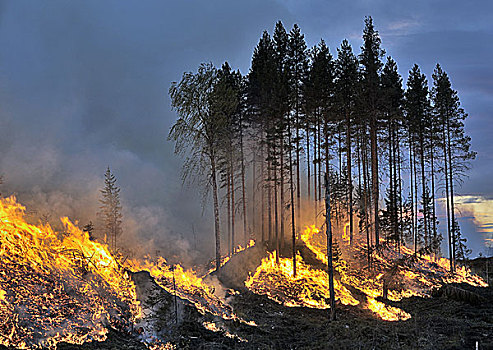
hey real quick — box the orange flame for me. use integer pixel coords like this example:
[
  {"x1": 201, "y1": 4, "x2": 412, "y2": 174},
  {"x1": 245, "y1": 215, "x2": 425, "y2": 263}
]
[{"x1": 0, "y1": 196, "x2": 141, "y2": 349}]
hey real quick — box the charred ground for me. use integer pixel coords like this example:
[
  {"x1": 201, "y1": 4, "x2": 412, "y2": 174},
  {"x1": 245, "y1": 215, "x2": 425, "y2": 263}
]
[{"x1": 24, "y1": 247, "x2": 492, "y2": 350}]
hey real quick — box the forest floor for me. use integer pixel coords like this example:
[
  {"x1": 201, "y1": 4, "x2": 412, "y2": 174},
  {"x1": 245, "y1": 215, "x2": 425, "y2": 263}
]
[
  {"x1": 52, "y1": 282, "x2": 493, "y2": 350},
  {"x1": 55, "y1": 247, "x2": 493, "y2": 350},
  {"x1": 3, "y1": 251, "x2": 491, "y2": 350}
]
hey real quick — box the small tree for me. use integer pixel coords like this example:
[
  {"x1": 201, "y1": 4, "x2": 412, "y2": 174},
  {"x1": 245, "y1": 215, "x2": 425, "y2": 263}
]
[{"x1": 99, "y1": 167, "x2": 123, "y2": 253}]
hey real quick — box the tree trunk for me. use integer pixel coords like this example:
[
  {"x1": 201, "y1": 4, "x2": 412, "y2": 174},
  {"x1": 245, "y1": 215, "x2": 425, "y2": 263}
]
[
  {"x1": 388, "y1": 120, "x2": 394, "y2": 243},
  {"x1": 346, "y1": 110, "x2": 353, "y2": 245},
  {"x1": 363, "y1": 136, "x2": 371, "y2": 268},
  {"x1": 307, "y1": 122, "x2": 311, "y2": 201},
  {"x1": 397, "y1": 130, "x2": 403, "y2": 249},
  {"x1": 231, "y1": 164, "x2": 236, "y2": 254},
  {"x1": 325, "y1": 173, "x2": 336, "y2": 321},
  {"x1": 318, "y1": 117, "x2": 322, "y2": 203},
  {"x1": 268, "y1": 144, "x2": 273, "y2": 243},
  {"x1": 409, "y1": 143, "x2": 415, "y2": 253},
  {"x1": 252, "y1": 149, "x2": 256, "y2": 239},
  {"x1": 430, "y1": 140, "x2": 438, "y2": 254},
  {"x1": 446, "y1": 118, "x2": 456, "y2": 270},
  {"x1": 289, "y1": 124, "x2": 297, "y2": 276},
  {"x1": 274, "y1": 149, "x2": 280, "y2": 265},
  {"x1": 280, "y1": 135, "x2": 285, "y2": 247},
  {"x1": 240, "y1": 128, "x2": 248, "y2": 246},
  {"x1": 210, "y1": 150, "x2": 221, "y2": 272},
  {"x1": 442, "y1": 124, "x2": 453, "y2": 271},
  {"x1": 419, "y1": 135, "x2": 429, "y2": 250},
  {"x1": 296, "y1": 112, "x2": 301, "y2": 233},
  {"x1": 413, "y1": 144, "x2": 418, "y2": 255},
  {"x1": 370, "y1": 118, "x2": 379, "y2": 247},
  {"x1": 227, "y1": 164, "x2": 231, "y2": 255}
]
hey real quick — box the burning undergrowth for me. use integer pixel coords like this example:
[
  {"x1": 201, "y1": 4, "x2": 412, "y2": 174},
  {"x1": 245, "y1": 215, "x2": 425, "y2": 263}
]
[
  {"x1": 0, "y1": 196, "x2": 253, "y2": 349},
  {"x1": 126, "y1": 257, "x2": 236, "y2": 321},
  {"x1": 243, "y1": 224, "x2": 487, "y2": 322},
  {"x1": 0, "y1": 196, "x2": 140, "y2": 349}
]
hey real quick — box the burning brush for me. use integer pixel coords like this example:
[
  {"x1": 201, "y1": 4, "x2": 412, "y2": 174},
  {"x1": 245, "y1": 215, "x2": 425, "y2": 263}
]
[{"x1": 244, "y1": 224, "x2": 487, "y2": 322}]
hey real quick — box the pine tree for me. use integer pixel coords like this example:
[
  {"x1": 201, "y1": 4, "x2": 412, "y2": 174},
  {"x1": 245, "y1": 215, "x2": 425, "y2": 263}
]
[
  {"x1": 432, "y1": 64, "x2": 476, "y2": 270},
  {"x1": 359, "y1": 16, "x2": 385, "y2": 248},
  {"x1": 405, "y1": 64, "x2": 431, "y2": 254},
  {"x1": 380, "y1": 57, "x2": 404, "y2": 247},
  {"x1": 288, "y1": 23, "x2": 308, "y2": 232},
  {"x1": 99, "y1": 167, "x2": 123, "y2": 253},
  {"x1": 334, "y1": 39, "x2": 358, "y2": 245}
]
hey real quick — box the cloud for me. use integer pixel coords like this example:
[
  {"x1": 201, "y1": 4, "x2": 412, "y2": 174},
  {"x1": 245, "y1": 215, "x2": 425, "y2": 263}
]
[{"x1": 453, "y1": 195, "x2": 493, "y2": 247}]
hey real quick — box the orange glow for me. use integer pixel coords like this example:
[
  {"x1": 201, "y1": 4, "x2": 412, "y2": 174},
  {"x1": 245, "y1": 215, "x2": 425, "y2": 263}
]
[
  {"x1": 295, "y1": 223, "x2": 488, "y2": 321},
  {"x1": 366, "y1": 297, "x2": 411, "y2": 321},
  {"x1": 127, "y1": 256, "x2": 236, "y2": 320},
  {"x1": 0, "y1": 196, "x2": 141, "y2": 349},
  {"x1": 245, "y1": 252, "x2": 359, "y2": 309}
]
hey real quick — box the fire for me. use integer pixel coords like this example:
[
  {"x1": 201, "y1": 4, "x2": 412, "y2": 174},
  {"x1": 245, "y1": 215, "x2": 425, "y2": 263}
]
[
  {"x1": 0, "y1": 196, "x2": 141, "y2": 349},
  {"x1": 295, "y1": 223, "x2": 488, "y2": 321},
  {"x1": 245, "y1": 252, "x2": 359, "y2": 309},
  {"x1": 366, "y1": 297, "x2": 411, "y2": 321},
  {"x1": 300, "y1": 225, "x2": 327, "y2": 264},
  {"x1": 342, "y1": 222, "x2": 350, "y2": 243},
  {"x1": 127, "y1": 257, "x2": 236, "y2": 320}
]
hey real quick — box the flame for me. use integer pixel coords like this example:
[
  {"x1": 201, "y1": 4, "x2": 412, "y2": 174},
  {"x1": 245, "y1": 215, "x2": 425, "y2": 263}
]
[
  {"x1": 366, "y1": 297, "x2": 411, "y2": 321},
  {"x1": 342, "y1": 222, "x2": 350, "y2": 243},
  {"x1": 0, "y1": 196, "x2": 141, "y2": 349},
  {"x1": 294, "y1": 223, "x2": 488, "y2": 321},
  {"x1": 127, "y1": 257, "x2": 236, "y2": 320},
  {"x1": 245, "y1": 252, "x2": 359, "y2": 309}
]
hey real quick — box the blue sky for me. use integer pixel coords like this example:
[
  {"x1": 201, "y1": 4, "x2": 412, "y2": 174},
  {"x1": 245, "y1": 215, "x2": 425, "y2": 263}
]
[{"x1": 0, "y1": 0, "x2": 492, "y2": 260}]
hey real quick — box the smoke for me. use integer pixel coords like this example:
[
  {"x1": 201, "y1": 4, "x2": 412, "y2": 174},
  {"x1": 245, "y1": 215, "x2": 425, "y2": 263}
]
[
  {"x1": 1, "y1": 0, "x2": 492, "y2": 264},
  {"x1": 0, "y1": 0, "x2": 290, "y2": 266}
]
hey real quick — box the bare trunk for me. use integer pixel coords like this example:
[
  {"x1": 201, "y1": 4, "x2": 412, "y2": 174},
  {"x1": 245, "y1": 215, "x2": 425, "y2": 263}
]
[
  {"x1": 318, "y1": 118, "x2": 322, "y2": 203},
  {"x1": 363, "y1": 137, "x2": 371, "y2": 268},
  {"x1": 227, "y1": 165, "x2": 231, "y2": 255},
  {"x1": 346, "y1": 111, "x2": 353, "y2": 245},
  {"x1": 430, "y1": 141, "x2": 437, "y2": 254},
  {"x1": 397, "y1": 131, "x2": 403, "y2": 248},
  {"x1": 210, "y1": 150, "x2": 221, "y2": 272},
  {"x1": 413, "y1": 145, "x2": 418, "y2": 255},
  {"x1": 280, "y1": 135, "x2": 285, "y2": 246},
  {"x1": 419, "y1": 135, "x2": 429, "y2": 249},
  {"x1": 296, "y1": 112, "x2": 301, "y2": 233},
  {"x1": 231, "y1": 166, "x2": 235, "y2": 254},
  {"x1": 370, "y1": 118, "x2": 379, "y2": 247},
  {"x1": 443, "y1": 126, "x2": 452, "y2": 271},
  {"x1": 325, "y1": 173, "x2": 336, "y2": 321},
  {"x1": 274, "y1": 151, "x2": 280, "y2": 265},
  {"x1": 307, "y1": 122, "x2": 311, "y2": 201},
  {"x1": 268, "y1": 144, "x2": 273, "y2": 243},
  {"x1": 289, "y1": 124, "x2": 297, "y2": 276},
  {"x1": 446, "y1": 119, "x2": 456, "y2": 270},
  {"x1": 240, "y1": 128, "x2": 248, "y2": 246},
  {"x1": 252, "y1": 150, "x2": 256, "y2": 239},
  {"x1": 409, "y1": 143, "x2": 415, "y2": 253}
]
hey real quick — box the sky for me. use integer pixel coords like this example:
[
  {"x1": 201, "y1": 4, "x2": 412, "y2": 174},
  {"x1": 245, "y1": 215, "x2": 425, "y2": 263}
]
[{"x1": 0, "y1": 0, "x2": 492, "y2": 261}]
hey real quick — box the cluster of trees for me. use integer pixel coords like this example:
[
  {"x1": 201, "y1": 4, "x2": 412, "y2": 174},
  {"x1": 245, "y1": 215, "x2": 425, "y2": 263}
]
[{"x1": 169, "y1": 17, "x2": 474, "y2": 273}]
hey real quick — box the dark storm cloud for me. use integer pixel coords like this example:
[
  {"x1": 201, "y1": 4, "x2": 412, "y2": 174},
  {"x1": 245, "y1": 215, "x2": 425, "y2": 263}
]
[{"x1": 0, "y1": 0, "x2": 492, "y2": 258}]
